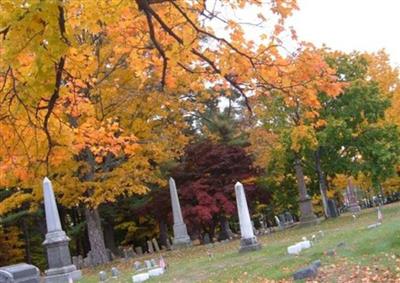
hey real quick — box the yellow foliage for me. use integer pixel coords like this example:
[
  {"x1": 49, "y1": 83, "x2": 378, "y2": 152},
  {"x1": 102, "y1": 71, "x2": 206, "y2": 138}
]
[
  {"x1": 0, "y1": 192, "x2": 32, "y2": 216},
  {"x1": 290, "y1": 125, "x2": 318, "y2": 152},
  {"x1": 247, "y1": 127, "x2": 280, "y2": 168},
  {"x1": 0, "y1": 226, "x2": 25, "y2": 265}
]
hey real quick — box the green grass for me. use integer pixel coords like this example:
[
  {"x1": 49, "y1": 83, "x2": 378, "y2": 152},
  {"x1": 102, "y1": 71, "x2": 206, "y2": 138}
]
[{"x1": 78, "y1": 202, "x2": 400, "y2": 282}]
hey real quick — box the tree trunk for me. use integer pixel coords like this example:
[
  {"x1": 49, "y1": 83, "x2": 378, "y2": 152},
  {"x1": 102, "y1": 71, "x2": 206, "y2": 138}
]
[
  {"x1": 71, "y1": 208, "x2": 83, "y2": 256},
  {"x1": 294, "y1": 156, "x2": 317, "y2": 223},
  {"x1": 158, "y1": 219, "x2": 168, "y2": 247},
  {"x1": 103, "y1": 219, "x2": 118, "y2": 256},
  {"x1": 22, "y1": 219, "x2": 32, "y2": 263},
  {"x1": 315, "y1": 148, "x2": 330, "y2": 218},
  {"x1": 208, "y1": 221, "x2": 216, "y2": 243},
  {"x1": 103, "y1": 220, "x2": 118, "y2": 255},
  {"x1": 84, "y1": 207, "x2": 109, "y2": 266}
]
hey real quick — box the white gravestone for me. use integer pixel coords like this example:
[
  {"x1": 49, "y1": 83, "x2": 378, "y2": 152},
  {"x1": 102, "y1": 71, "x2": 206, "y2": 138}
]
[{"x1": 234, "y1": 182, "x2": 261, "y2": 252}]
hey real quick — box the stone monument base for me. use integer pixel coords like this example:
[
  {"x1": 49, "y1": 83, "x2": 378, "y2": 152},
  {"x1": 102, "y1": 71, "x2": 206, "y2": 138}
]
[
  {"x1": 299, "y1": 214, "x2": 320, "y2": 227},
  {"x1": 172, "y1": 236, "x2": 192, "y2": 249},
  {"x1": 172, "y1": 222, "x2": 192, "y2": 249},
  {"x1": 239, "y1": 237, "x2": 262, "y2": 253},
  {"x1": 348, "y1": 204, "x2": 361, "y2": 213},
  {"x1": 44, "y1": 265, "x2": 82, "y2": 283}
]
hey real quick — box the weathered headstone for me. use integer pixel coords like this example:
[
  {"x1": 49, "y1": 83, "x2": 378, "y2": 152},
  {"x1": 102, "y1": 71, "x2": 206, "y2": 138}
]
[
  {"x1": 152, "y1": 238, "x2": 160, "y2": 252},
  {"x1": 147, "y1": 240, "x2": 154, "y2": 254},
  {"x1": 203, "y1": 233, "x2": 211, "y2": 245},
  {"x1": 123, "y1": 246, "x2": 135, "y2": 259},
  {"x1": 99, "y1": 271, "x2": 107, "y2": 282},
  {"x1": 169, "y1": 177, "x2": 191, "y2": 248},
  {"x1": 106, "y1": 249, "x2": 113, "y2": 261},
  {"x1": 133, "y1": 261, "x2": 142, "y2": 271},
  {"x1": 42, "y1": 177, "x2": 82, "y2": 282},
  {"x1": 144, "y1": 260, "x2": 152, "y2": 269},
  {"x1": 72, "y1": 256, "x2": 79, "y2": 269},
  {"x1": 150, "y1": 259, "x2": 157, "y2": 267},
  {"x1": 111, "y1": 267, "x2": 119, "y2": 278},
  {"x1": 274, "y1": 215, "x2": 282, "y2": 228},
  {"x1": 0, "y1": 263, "x2": 40, "y2": 283},
  {"x1": 234, "y1": 182, "x2": 261, "y2": 252},
  {"x1": 135, "y1": 246, "x2": 143, "y2": 256},
  {"x1": 123, "y1": 249, "x2": 129, "y2": 260},
  {"x1": 284, "y1": 212, "x2": 294, "y2": 223},
  {"x1": 83, "y1": 256, "x2": 92, "y2": 268}
]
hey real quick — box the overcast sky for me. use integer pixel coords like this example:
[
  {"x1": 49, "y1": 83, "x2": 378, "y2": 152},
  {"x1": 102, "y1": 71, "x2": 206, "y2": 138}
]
[{"x1": 287, "y1": 0, "x2": 400, "y2": 66}]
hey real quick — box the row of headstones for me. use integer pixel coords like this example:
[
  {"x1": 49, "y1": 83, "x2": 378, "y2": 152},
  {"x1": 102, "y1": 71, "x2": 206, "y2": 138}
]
[
  {"x1": 99, "y1": 258, "x2": 166, "y2": 282},
  {"x1": 72, "y1": 238, "x2": 170, "y2": 268},
  {"x1": 273, "y1": 200, "x2": 340, "y2": 230},
  {"x1": 122, "y1": 238, "x2": 168, "y2": 258},
  {"x1": 274, "y1": 212, "x2": 295, "y2": 229},
  {"x1": 72, "y1": 249, "x2": 115, "y2": 269}
]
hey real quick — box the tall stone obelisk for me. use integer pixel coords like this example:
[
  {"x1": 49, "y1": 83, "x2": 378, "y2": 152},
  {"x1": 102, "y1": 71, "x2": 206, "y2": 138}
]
[
  {"x1": 234, "y1": 182, "x2": 261, "y2": 252},
  {"x1": 169, "y1": 177, "x2": 191, "y2": 248},
  {"x1": 346, "y1": 178, "x2": 361, "y2": 213},
  {"x1": 42, "y1": 177, "x2": 81, "y2": 283}
]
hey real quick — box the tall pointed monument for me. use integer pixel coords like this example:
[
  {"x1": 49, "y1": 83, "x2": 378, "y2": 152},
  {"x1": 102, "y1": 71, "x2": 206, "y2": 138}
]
[
  {"x1": 169, "y1": 177, "x2": 191, "y2": 248},
  {"x1": 42, "y1": 177, "x2": 81, "y2": 282},
  {"x1": 235, "y1": 182, "x2": 261, "y2": 252}
]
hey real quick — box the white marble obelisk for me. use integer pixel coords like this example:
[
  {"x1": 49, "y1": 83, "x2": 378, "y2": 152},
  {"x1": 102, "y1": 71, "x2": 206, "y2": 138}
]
[
  {"x1": 235, "y1": 182, "x2": 261, "y2": 252},
  {"x1": 169, "y1": 177, "x2": 191, "y2": 248},
  {"x1": 42, "y1": 177, "x2": 81, "y2": 283}
]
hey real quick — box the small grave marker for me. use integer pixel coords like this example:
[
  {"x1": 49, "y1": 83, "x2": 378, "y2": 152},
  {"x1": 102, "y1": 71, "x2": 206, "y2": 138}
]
[
  {"x1": 150, "y1": 259, "x2": 157, "y2": 267},
  {"x1": 134, "y1": 261, "x2": 142, "y2": 271},
  {"x1": 144, "y1": 260, "x2": 152, "y2": 269},
  {"x1": 132, "y1": 272, "x2": 149, "y2": 283},
  {"x1": 111, "y1": 267, "x2": 119, "y2": 278},
  {"x1": 99, "y1": 271, "x2": 107, "y2": 282},
  {"x1": 148, "y1": 267, "x2": 164, "y2": 277}
]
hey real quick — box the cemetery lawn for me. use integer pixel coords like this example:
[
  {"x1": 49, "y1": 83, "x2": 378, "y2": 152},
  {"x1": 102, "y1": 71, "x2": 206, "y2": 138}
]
[{"x1": 78, "y1": 203, "x2": 400, "y2": 282}]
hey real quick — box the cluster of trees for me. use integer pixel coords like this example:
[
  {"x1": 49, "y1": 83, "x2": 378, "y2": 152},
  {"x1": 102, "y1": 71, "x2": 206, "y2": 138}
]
[{"x1": 1, "y1": 0, "x2": 399, "y2": 267}]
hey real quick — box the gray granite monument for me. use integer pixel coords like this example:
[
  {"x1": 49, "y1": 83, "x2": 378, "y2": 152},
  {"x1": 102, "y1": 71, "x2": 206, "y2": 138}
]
[
  {"x1": 0, "y1": 263, "x2": 40, "y2": 283},
  {"x1": 346, "y1": 178, "x2": 361, "y2": 212},
  {"x1": 234, "y1": 182, "x2": 261, "y2": 252},
  {"x1": 169, "y1": 177, "x2": 191, "y2": 248},
  {"x1": 42, "y1": 177, "x2": 81, "y2": 283}
]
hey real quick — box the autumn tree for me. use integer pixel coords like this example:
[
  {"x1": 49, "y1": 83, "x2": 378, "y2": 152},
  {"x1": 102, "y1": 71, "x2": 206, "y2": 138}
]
[
  {"x1": 315, "y1": 51, "x2": 400, "y2": 200},
  {"x1": 250, "y1": 48, "x2": 343, "y2": 222},
  {"x1": 173, "y1": 140, "x2": 258, "y2": 241}
]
